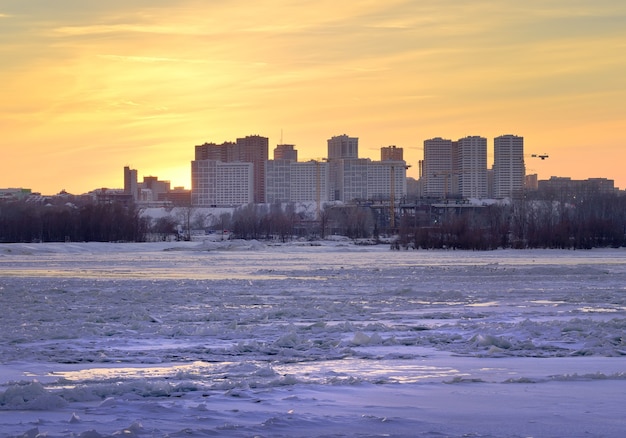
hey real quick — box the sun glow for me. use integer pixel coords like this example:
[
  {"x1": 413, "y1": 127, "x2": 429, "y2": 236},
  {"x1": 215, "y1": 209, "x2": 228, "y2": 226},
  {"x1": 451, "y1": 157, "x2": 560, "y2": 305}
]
[{"x1": 1, "y1": 1, "x2": 625, "y2": 193}]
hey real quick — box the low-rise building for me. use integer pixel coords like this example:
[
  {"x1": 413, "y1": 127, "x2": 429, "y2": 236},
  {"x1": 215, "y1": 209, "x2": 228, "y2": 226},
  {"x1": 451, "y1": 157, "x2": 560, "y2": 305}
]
[{"x1": 537, "y1": 177, "x2": 615, "y2": 198}]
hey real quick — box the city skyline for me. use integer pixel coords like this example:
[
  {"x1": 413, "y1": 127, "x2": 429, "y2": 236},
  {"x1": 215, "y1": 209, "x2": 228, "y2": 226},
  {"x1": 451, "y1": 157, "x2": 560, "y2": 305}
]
[
  {"x1": 3, "y1": 132, "x2": 622, "y2": 197},
  {"x1": 2, "y1": 1, "x2": 625, "y2": 193}
]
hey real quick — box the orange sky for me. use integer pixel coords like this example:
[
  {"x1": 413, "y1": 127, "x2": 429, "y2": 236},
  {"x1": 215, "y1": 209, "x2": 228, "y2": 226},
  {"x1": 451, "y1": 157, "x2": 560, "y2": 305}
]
[{"x1": 2, "y1": 1, "x2": 625, "y2": 194}]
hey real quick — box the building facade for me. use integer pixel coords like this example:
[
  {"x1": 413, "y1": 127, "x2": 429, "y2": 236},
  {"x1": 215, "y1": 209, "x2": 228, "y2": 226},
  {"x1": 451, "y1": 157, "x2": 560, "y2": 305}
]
[
  {"x1": 236, "y1": 135, "x2": 268, "y2": 203},
  {"x1": 124, "y1": 167, "x2": 178, "y2": 205},
  {"x1": 192, "y1": 133, "x2": 408, "y2": 206},
  {"x1": 423, "y1": 137, "x2": 456, "y2": 198},
  {"x1": 191, "y1": 160, "x2": 253, "y2": 207},
  {"x1": 366, "y1": 160, "x2": 408, "y2": 201},
  {"x1": 265, "y1": 160, "x2": 329, "y2": 204},
  {"x1": 338, "y1": 158, "x2": 369, "y2": 201},
  {"x1": 325, "y1": 158, "x2": 407, "y2": 203},
  {"x1": 194, "y1": 135, "x2": 268, "y2": 203},
  {"x1": 327, "y1": 135, "x2": 359, "y2": 200},
  {"x1": 457, "y1": 136, "x2": 488, "y2": 198},
  {"x1": 327, "y1": 134, "x2": 358, "y2": 160},
  {"x1": 494, "y1": 134, "x2": 525, "y2": 198},
  {"x1": 123, "y1": 166, "x2": 138, "y2": 201},
  {"x1": 525, "y1": 173, "x2": 538, "y2": 191},
  {"x1": 141, "y1": 176, "x2": 171, "y2": 201},
  {"x1": 381, "y1": 145, "x2": 403, "y2": 161},
  {"x1": 265, "y1": 159, "x2": 292, "y2": 203},
  {"x1": 195, "y1": 141, "x2": 237, "y2": 162},
  {"x1": 537, "y1": 177, "x2": 615, "y2": 198},
  {"x1": 273, "y1": 144, "x2": 298, "y2": 161}
]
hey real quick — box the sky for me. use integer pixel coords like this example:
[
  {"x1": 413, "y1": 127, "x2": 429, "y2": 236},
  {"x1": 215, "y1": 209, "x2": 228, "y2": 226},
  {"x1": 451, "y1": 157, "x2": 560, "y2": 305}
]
[{"x1": 1, "y1": 0, "x2": 625, "y2": 194}]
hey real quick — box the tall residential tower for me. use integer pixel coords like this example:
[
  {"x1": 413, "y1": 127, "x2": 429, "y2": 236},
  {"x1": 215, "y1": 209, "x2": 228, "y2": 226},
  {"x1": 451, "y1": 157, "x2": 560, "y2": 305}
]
[
  {"x1": 193, "y1": 135, "x2": 268, "y2": 203},
  {"x1": 327, "y1": 134, "x2": 358, "y2": 160},
  {"x1": 381, "y1": 145, "x2": 403, "y2": 161},
  {"x1": 423, "y1": 137, "x2": 456, "y2": 198},
  {"x1": 235, "y1": 135, "x2": 269, "y2": 203},
  {"x1": 494, "y1": 135, "x2": 525, "y2": 198},
  {"x1": 457, "y1": 136, "x2": 488, "y2": 198}
]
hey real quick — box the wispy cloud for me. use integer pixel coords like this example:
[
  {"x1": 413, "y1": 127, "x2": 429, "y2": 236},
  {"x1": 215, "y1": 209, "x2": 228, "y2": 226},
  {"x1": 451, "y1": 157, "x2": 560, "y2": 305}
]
[
  {"x1": 98, "y1": 54, "x2": 208, "y2": 64},
  {"x1": 53, "y1": 23, "x2": 210, "y2": 36},
  {"x1": 2, "y1": 0, "x2": 626, "y2": 192}
]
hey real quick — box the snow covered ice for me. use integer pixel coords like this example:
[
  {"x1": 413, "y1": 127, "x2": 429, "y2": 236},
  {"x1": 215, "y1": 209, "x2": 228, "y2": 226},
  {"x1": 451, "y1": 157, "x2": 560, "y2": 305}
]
[{"x1": 1, "y1": 241, "x2": 625, "y2": 437}]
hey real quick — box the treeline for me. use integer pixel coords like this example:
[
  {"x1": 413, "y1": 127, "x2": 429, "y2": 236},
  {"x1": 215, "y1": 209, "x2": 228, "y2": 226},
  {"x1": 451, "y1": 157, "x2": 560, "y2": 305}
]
[
  {"x1": 226, "y1": 203, "x2": 375, "y2": 241},
  {"x1": 230, "y1": 203, "x2": 302, "y2": 242},
  {"x1": 395, "y1": 192, "x2": 626, "y2": 250},
  {"x1": 2, "y1": 191, "x2": 625, "y2": 249},
  {"x1": 0, "y1": 201, "x2": 147, "y2": 243}
]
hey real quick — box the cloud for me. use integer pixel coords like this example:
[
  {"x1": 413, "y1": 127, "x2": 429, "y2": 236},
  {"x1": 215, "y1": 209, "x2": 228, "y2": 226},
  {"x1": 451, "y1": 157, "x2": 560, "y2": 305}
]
[
  {"x1": 98, "y1": 54, "x2": 207, "y2": 64},
  {"x1": 52, "y1": 22, "x2": 215, "y2": 37},
  {"x1": 2, "y1": 0, "x2": 626, "y2": 193}
]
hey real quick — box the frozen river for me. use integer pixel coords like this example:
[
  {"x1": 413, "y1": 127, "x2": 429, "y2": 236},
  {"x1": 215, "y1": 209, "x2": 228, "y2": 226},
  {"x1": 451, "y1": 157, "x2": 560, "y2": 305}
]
[{"x1": 1, "y1": 241, "x2": 625, "y2": 437}]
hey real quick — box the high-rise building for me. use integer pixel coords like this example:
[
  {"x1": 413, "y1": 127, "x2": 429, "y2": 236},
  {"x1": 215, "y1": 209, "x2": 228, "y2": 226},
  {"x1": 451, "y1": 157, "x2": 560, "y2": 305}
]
[
  {"x1": 123, "y1": 166, "x2": 138, "y2": 201},
  {"x1": 290, "y1": 161, "x2": 329, "y2": 204},
  {"x1": 367, "y1": 160, "x2": 408, "y2": 201},
  {"x1": 381, "y1": 145, "x2": 403, "y2": 161},
  {"x1": 194, "y1": 135, "x2": 268, "y2": 203},
  {"x1": 327, "y1": 135, "x2": 359, "y2": 200},
  {"x1": 494, "y1": 135, "x2": 525, "y2": 198},
  {"x1": 193, "y1": 133, "x2": 408, "y2": 205},
  {"x1": 236, "y1": 135, "x2": 268, "y2": 203},
  {"x1": 327, "y1": 135, "x2": 358, "y2": 160},
  {"x1": 265, "y1": 159, "x2": 292, "y2": 203},
  {"x1": 423, "y1": 137, "x2": 456, "y2": 197},
  {"x1": 457, "y1": 136, "x2": 488, "y2": 198},
  {"x1": 338, "y1": 158, "x2": 370, "y2": 201},
  {"x1": 191, "y1": 160, "x2": 253, "y2": 207},
  {"x1": 265, "y1": 160, "x2": 329, "y2": 204},
  {"x1": 195, "y1": 142, "x2": 237, "y2": 162},
  {"x1": 322, "y1": 158, "x2": 407, "y2": 203},
  {"x1": 487, "y1": 168, "x2": 495, "y2": 198},
  {"x1": 274, "y1": 144, "x2": 298, "y2": 161}
]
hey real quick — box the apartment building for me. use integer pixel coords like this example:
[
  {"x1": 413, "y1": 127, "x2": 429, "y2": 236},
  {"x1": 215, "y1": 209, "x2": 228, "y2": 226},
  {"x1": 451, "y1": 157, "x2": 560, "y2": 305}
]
[
  {"x1": 236, "y1": 135, "x2": 268, "y2": 203},
  {"x1": 327, "y1": 134, "x2": 358, "y2": 160},
  {"x1": 265, "y1": 160, "x2": 329, "y2": 203},
  {"x1": 194, "y1": 135, "x2": 268, "y2": 203},
  {"x1": 494, "y1": 134, "x2": 525, "y2": 198},
  {"x1": 193, "y1": 133, "x2": 407, "y2": 206},
  {"x1": 457, "y1": 136, "x2": 488, "y2": 198},
  {"x1": 423, "y1": 137, "x2": 457, "y2": 197},
  {"x1": 367, "y1": 160, "x2": 408, "y2": 201},
  {"x1": 191, "y1": 160, "x2": 253, "y2": 207},
  {"x1": 381, "y1": 145, "x2": 403, "y2": 161},
  {"x1": 538, "y1": 177, "x2": 615, "y2": 198},
  {"x1": 326, "y1": 158, "x2": 407, "y2": 202},
  {"x1": 273, "y1": 144, "x2": 298, "y2": 161}
]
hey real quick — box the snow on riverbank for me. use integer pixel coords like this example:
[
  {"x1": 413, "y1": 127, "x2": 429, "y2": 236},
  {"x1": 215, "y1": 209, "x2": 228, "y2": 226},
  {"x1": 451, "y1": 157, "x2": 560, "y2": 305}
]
[{"x1": 1, "y1": 243, "x2": 625, "y2": 436}]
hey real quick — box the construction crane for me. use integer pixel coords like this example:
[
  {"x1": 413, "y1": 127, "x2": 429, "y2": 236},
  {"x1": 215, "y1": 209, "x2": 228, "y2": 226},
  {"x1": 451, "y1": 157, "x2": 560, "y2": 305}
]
[
  {"x1": 531, "y1": 154, "x2": 549, "y2": 160},
  {"x1": 432, "y1": 171, "x2": 458, "y2": 200}
]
